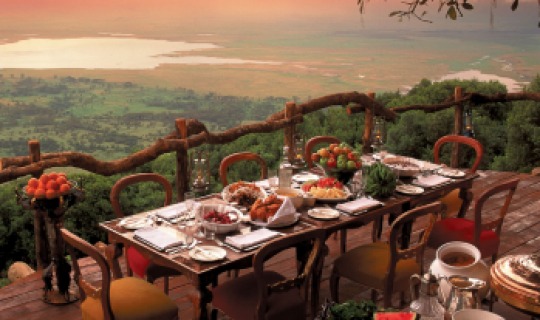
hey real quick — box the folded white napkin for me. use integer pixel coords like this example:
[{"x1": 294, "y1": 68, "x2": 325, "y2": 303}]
[
  {"x1": 154, "y1": 202, "x2": 189, "y2": 220},
  {"x1": 336, "y1": 197, "x2": 383, "y2": 215},
  {"x1": 267, "y1": 197, "x2": 298, "y2": 227},
  {"x1": 225, "y1": 228, "x2": 281, "y2": 249},
  {"x1": 413, "y1": 174, "x2": 451, "y2": 188},
  {"x1": 133, "y1": 226, "x2": 185, "y2": 251}
]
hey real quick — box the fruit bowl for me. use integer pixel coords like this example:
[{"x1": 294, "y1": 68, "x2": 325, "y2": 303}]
[
  {"x1": 200, "y1": 204, "x2": 242, "y2": 234},
  {"x1": 326, "y1": 168, "x2": 356, "y2": 184}
]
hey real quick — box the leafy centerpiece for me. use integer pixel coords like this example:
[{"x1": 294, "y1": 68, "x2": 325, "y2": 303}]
[
  {"x1": 364, "y1": 162, "x2": 396, "y2": 198},
  {"x1": 310, "y1": 143, "x2": 361, "y2": 184}
]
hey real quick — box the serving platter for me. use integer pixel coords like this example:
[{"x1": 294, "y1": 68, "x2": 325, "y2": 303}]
[
  {"x1": 221, "y1": 181, "x2": 266, "y2": 205},
  {"x1": 307, "y1": 186, "x2": 352, "y2": 203}
]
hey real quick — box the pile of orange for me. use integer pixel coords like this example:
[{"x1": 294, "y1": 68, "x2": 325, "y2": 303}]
[{"x1": 26, "y1": 172, "x2": 72, "y2": 199}]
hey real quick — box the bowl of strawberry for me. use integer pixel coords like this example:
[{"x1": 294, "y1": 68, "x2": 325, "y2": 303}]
[{"x1": 201, "y1": 204, "x2": 242, "y2": 234}]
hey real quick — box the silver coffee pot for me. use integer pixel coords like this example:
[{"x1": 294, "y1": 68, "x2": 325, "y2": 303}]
[{"x1": 410, "y1": 272, "x2": 446, "y2": 320}]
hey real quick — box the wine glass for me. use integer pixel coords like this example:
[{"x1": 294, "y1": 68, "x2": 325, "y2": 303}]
[{"x1": 184, "y1": 220, "x2": 197, "y2": 246}]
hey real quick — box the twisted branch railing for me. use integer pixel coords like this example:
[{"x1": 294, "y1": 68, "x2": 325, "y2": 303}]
[{"x1": 1, "y1": 90, "x2": 539, "y2": 199}]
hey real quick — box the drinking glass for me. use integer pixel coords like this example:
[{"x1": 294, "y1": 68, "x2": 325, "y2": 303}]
[
  {"x1": 268, "y1": 169, "x2": 279, "y2": 192},
  {"x1": 177, "y1": 192, "x2": 195, "y2": 230},
  {"x1": 184, "y1": 221, "x2": 197, "y2": 245}
]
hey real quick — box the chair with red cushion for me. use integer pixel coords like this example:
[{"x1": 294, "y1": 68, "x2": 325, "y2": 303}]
[
  {"x1": 211, "y1": 228, "x2": 325, "y2": 320},
  {"x1": 61, "y1": 228, "x2": 178, "y2": 320},
  {"x1": 110, "y1": 173, "x2": 181, "y2": 293},
  {"x1": 433, "y1": 134, "x2": 484, "y2": 218},
  {"x1": 428, "y1": 178, "x2": 519, "y2": 262},
  {"x1": 219, "y1": 152, "x2": 268, "y2": 187}
]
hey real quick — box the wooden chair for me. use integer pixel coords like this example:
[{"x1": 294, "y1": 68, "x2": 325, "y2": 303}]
[
  {"x1": 433, "y1": 134, "x2": 484, "y2": 218},
  {"x1": 304, "y1": 135, "x2": 340, "y2": 169},
  {"x1": 428, "y1": 178, "x2": 519, "y2": 262},
  {"x1": 110, "y1": 173, "x2": 181, "y2": 293},
  {"x1": 211, "y1": 228, "x2": 325, "y2": 320},
  {"x1": 61, "y1": 228, "x2": 178, "y2": 320},
  {"x1": 219, "y1": 152, "x2": 268, "y2": 187},
  {"x1": 330, "y1": 202, "x2": 442, "y2": 308}
]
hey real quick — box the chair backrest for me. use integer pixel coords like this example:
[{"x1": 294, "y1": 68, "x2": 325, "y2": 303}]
[
  {"x1": 61, "y1": 228, "x2": 115, "y2": 320},
  {"x1": 252, "y1": 228, "x2": 325, "y2": 319},
  {"x1": 219, "y1": 152, "x2": 268, "y2": 187},
  {"x1": 388, "y1": 202, "x2": 442, "y2": 269},
  {"x1": 473, "y1": 178, "x2": 520, "y2": 243},
  {"x1": 304, "y1": 136, "x2": 341, "y2": 168},
  {"x1": 433, "y1": 135, "x2": 484, "y2": 173},
  {"x1": 110, "y1": 173, "x2": 173, "y2": 218}
]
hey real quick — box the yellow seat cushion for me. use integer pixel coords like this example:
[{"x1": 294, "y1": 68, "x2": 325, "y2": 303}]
[
  {"x1": 440, "y1": 188, "x2": 462, "y2": 218},
  {"x1": 333, "y1": 242, "x2": 420, "y2": 291},
  {"x1": 81, "y1": 277, "x2": 178, "y2": 320}
]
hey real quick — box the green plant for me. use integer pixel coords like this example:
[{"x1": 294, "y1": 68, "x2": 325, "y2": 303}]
[
  {"x1": 328, "y1": 300, "x2": 378, "y2": 320},
  {"x1": 364, "y1": 162, "x2": 396, "y2": 198}
]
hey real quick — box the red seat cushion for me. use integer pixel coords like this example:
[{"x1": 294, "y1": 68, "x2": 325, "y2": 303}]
[
  {"x1": 212, "y1": 271, "x2": 305, "y2": 320},
  {"x1": 428, "y1": 218, "x2": 500, "y2": 258},
  {"x1": 126, "y1": 246, "x2": 151, "y2": 278}
]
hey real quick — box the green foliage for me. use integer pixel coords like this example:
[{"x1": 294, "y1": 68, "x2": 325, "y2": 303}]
[{"x1": 328, "y1": 299, "x2": 378, "y2": 320}]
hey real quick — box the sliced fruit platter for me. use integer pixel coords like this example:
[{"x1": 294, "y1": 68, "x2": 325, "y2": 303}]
[{"x1": 301, "y1": 176, "x2": 351, "y2": 202}]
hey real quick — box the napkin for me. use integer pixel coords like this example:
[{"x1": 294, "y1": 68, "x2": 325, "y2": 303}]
[
  {"x1": 336, "y1": 197, "x2": 383, "y2": 215},
  {"x1": 413, "y1": 174, "x2": 451, "y2": 188},
  {"x1": 225, "y1": 228, "x2": 281, "y2": 250},
  {"x1": 267, "y1": 197, "x2": 299, "y2": 227},
  {"x1": 133, "y1": 226, "x2": 185, "y2": 251},
  {"x1": 154, "y1": 202, "x2": 188, "y2": 220}
]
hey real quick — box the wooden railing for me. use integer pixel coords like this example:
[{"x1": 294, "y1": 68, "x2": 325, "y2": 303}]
[{"x1": 1, "y1": 89, "x2": 539, "y2": 200}]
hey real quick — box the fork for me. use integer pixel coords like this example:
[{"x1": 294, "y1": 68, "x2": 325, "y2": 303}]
[{"x1": 215, "y1": 239, "x2": 240, "y2": 253}]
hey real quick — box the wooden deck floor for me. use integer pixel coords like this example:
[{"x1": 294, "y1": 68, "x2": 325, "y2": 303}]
[{"x1": 1, "y1": 170, "x2": 539, "y2": 320}]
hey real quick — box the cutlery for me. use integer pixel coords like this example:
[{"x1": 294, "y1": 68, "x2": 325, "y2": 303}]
[
  {"x1": 215, "y1": 239, "x2": 241, "y2": 253},
  {"x1": 166, "y1": 239, "x2": 198, "y2": 254}
]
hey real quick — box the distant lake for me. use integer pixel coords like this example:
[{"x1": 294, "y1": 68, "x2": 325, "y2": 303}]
[{"x1": 0, "y1": 37, "x2": 280, "y2": 69}]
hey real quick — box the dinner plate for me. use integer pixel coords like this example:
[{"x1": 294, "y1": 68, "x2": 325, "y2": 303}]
[
  {"x1": 250, "y1": 213, "x2": 300, "y2": 228},
  {"x1": 307, "y1": 208, "x2": 340, "y2": 220},
  {"x1": 395, "y1": 184, "x2": 424, "y2": 195},
  {"x1": 437, "y1": 168, "x2": 466, "y2": 178},
  {"x1": 118, "y1": 216, "x2": 153, "y2": 230},
  {"x1": 292, "y1": 172, "x2": 320, "y2": 183},
  {"x1": 189, "y1": 246, "x2": 226, "y2": 262}
]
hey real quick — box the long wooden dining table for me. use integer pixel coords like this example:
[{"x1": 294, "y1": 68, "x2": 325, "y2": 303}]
[{"x1": 99, "y1": 171, "x2": 477, "y2": 320}]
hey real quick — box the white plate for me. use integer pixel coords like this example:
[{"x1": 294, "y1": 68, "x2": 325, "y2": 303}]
[
  {"x1": 250, "y1": 213, "x2": 300, "y2": 228},
  {"x1": 189, "y1": 246, "x2": 226, "y2": 262},
  {"x1": 395, "y1": 184, "x2": 424, "y2": 195},
  {"x1": 307, "y1": 208, "x2": 340, "y2": 220},
  {"x1": 221, "y1": 182, "x2": 266, "y2": 203},
  {"x1": 118, "y1": 217, "x2": 153, "y2": 230},
  {"x1": 437, "y1": 168, "x2": 466, "y2": 178},
  {"x1": 292, "y1": 172, "x2": 320, "y2": 183},
  {"x1": 309, "y1": 186, "x2": 352, "y2": 203}
]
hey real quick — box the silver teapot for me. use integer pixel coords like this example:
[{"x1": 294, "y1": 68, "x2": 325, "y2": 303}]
[{"x1": 409, "y1": 272, "x2": 446, "y2": 320}]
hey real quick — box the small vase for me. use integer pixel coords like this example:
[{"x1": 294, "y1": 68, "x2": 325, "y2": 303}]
[{"x1": 429, "y1": 241, "x2": 490, "y2": 299}]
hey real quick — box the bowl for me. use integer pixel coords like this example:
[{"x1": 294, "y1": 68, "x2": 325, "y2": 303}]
[
  {"x1": 275, "y1": 187, "x2": 304, "y2": 209},
  {"x1": 200, "y1": 204, "x2": 242, "y2": 234},
  {"x1": 452, "y1": 309, "x2": 503, "y2": 320}
]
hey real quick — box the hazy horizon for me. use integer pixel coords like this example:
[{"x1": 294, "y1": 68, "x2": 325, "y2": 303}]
[{"x1": 1, "y1": 0, "x2": 539, "y2": 98}]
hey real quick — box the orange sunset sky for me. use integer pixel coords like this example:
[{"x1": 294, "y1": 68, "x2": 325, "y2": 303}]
[{"x1": 2, "y1": 0, "x2": 537, "y2": 39}]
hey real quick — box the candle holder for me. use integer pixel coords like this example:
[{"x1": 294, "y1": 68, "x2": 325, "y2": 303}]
[
  {"x1": 462, "y1": 106, "x2": 475, "y2": 138},
  {"x1": 292, "y1": 134, "x2": 306, "y2": 170},
  {"x1": 371, "y1": 116, "x2": 386, "y2": 154},
  {"x1": 189, "y1": 149, "x2": 211, "y2": 195}
]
